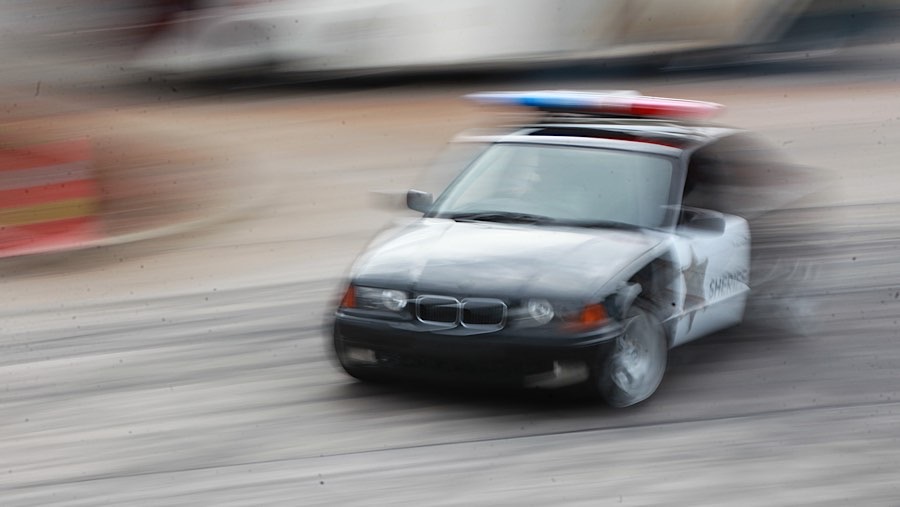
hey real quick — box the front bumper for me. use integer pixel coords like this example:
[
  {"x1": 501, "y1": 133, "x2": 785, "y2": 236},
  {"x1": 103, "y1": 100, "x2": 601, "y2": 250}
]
[{"x1": 333, "y1": 312, "x2": 622, "y2": 389}]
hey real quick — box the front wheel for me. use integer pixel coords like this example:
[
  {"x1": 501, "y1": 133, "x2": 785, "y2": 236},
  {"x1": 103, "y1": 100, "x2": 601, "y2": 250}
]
[{"x1": 596, "y1": 305, "x2": 668, "y2": 408}]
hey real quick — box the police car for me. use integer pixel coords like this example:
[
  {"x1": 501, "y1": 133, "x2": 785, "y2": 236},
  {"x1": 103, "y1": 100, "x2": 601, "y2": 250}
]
[{"x1": 331, "y1": 90, "x2": 784, "y2": 407}]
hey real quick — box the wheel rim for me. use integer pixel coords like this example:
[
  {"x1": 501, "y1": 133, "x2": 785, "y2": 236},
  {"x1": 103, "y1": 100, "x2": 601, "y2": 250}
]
[{"x1": 609, "y1": 313, "x2": 660, "y2": 398}]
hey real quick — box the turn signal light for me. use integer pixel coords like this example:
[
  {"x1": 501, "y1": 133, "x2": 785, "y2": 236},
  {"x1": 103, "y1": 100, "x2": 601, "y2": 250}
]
[
  {"x1": 562, "y1": 303, "x2": 610, "y2": 331},
  {"x1": 339, "y1": 285, "x2": 356, "y2": 309},
  {"x1": 579, "y1": 304, "x2": 609, "y2": 327}
]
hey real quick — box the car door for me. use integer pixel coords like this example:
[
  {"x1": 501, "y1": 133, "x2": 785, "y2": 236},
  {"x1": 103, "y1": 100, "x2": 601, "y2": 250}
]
[{"x1": 669, "y1": 208, "x2": 751, "y2": 346}]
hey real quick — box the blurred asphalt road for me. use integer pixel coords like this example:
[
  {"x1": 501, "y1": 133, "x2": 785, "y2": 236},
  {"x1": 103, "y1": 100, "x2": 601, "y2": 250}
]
[{"x1": 4, "y1": 48, "x2": 900, "y2": 505}]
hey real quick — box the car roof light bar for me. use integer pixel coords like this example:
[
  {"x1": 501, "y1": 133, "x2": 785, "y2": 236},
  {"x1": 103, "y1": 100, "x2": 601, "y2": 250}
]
[{"x1": 466, "y1": 90, "x2": 724, "y2": 120}]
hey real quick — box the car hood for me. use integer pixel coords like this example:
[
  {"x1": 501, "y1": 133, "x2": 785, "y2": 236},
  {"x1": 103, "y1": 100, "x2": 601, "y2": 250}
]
[{"x1": 351, "y1": 219, "x2": 666, "y2": 300}]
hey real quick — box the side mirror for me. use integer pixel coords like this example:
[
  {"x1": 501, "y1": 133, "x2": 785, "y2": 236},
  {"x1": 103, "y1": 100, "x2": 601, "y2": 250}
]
[
  {"x1": 687, "y1": 215, "x2": 726, "y2": 233},
  {"x1": 406, "y1": 189, "x2": 433, "y2": 213},
  {"x1": 678, "y1": 207, "x2": 726, "y2": 234}
]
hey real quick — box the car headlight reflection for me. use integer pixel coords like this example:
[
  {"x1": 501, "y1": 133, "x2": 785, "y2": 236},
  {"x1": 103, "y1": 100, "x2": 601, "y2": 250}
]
[{"x1": 354, "y1": 286, "x2": 409, "y2": 312}]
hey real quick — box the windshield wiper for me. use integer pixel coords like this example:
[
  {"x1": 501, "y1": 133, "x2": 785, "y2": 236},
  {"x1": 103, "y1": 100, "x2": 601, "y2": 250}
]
[
  {"x1": 559, "y1": 219, "x2": 641, "y2": 230},
  {"x1": 446, "y1": 211, "x2": 558, "y2": 225}
]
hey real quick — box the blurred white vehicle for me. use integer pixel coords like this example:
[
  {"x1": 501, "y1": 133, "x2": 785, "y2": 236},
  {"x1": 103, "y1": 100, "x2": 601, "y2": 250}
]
[{"x1": 134, "y1": 0, "x2": 900, "y2": 76}]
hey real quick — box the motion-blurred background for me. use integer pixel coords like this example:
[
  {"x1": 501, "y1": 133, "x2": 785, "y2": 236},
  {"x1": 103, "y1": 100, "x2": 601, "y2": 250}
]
[{"x1": 3, "y1": 2, "x2": 900, "y2": 505}]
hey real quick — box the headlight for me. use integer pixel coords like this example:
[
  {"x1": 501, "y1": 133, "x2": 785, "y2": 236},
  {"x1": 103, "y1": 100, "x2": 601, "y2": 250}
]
[
  {"x1": 526, "y1": 299, "x2": 555, "y2": 324},
  {"x1": 512, "y1": 298, "x2": 610, "y2": 330},
  {"x1": 353, "y1": 286, "x2": 409, "y2": 312}
]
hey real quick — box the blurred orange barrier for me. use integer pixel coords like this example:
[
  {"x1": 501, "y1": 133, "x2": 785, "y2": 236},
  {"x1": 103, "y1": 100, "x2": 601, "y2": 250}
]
[{"x1": 0, "y1": 139, "x2": 102, "y2": 257}]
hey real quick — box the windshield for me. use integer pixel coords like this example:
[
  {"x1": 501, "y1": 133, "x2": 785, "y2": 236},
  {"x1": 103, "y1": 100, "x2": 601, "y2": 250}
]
[{"x1": 429, "y1": 143, "x2": 677, "y2": 228}]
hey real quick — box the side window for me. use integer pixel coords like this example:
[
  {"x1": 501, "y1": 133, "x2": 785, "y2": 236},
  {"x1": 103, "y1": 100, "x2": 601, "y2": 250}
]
[
  {"x1": 683, "y1": 133, "x2": 778, "y2": 215},
  {"x1": 683, "y1": 145, "x2": 724, "y2": 211}
]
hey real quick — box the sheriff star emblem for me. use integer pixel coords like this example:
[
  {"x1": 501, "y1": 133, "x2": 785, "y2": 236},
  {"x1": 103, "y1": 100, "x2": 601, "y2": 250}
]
[{"x1": 682, "y1": 250, "x2": 708, "y2": 331}]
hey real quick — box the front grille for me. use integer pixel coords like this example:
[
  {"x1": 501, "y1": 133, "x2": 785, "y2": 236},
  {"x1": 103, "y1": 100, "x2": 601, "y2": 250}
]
[
  {"x1": 415, "y1": 295, "x2": 507, "y2": 330},
  {"x1": 416, "y1": 295, "x2": 459, "y2": 324},
  {"x1": 461, "y1": 299, "x2": 506, "y2": 327}
]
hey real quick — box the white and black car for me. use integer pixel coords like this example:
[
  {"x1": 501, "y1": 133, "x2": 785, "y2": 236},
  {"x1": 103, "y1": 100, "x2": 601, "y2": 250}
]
[{"x1": 332, "y1": 90, "x2": 802, "y2": 407}]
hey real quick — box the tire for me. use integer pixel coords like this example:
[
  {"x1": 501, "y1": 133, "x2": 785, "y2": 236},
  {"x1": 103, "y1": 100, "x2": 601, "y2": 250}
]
[{"x1": 596, "y1": 304, "x2": 668, "y2": 408}]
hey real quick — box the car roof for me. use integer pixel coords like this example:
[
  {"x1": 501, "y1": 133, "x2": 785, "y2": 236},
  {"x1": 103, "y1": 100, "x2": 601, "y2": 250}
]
[{"x1": 453, "y1": 118, "x2": 742, "y2": 155}]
